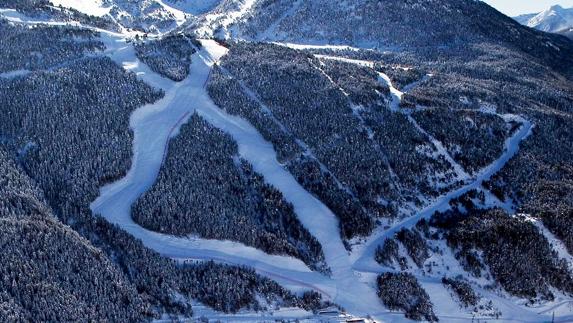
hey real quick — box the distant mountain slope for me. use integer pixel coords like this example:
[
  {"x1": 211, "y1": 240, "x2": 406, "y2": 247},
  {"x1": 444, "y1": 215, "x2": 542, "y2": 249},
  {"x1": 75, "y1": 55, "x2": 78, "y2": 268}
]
[
  {"x1": 559, "y1": 27, "x2": 573, "y2": 39},
  {"x1": 9, "y1": 0, "x2": 212, "y2": 32},
  {"x1": 514, "y1": 5, "x2": 573, "y2": 33},
  {"x1": 514, "y1": 13, "x2": 536, "y2": 25},
  {"x1": 226, "y1": 0, "x2": 573, "y2": 72}
]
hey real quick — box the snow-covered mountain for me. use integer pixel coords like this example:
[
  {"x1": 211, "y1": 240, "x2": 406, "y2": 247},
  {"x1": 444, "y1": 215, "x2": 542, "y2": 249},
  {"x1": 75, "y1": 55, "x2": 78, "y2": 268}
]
[
  {"x1": 214, "y1": 0, "x2": 573, "y2": 71},
  {"x1": 515, "y1": 5, "x2": 573, "y2": 35},
  {"x1": 1, "y1": 0, "x2": 573, "y2": 322},
  {"x1": 48, "y1": 0, "x2": 227, "y2": 32}
]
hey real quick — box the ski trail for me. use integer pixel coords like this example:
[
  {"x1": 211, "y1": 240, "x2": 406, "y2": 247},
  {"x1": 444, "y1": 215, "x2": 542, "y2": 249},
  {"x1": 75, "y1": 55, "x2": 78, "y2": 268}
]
[
  {"x1": 2, "y1": 13, "x2": 381, "y2": 317},
  {"x1": 527, "y1": 216, "x2": 573, "y2": 271},
  {"x1": 219, "y1": 64, "x2": 362, "y2": 203},
  {"x1": 0, "y1": 12, "x2": 352, "y2": 314},
  {"x1": 310, "y1": 58, "x2": 403, "y2": 205},
  {"x1": 378, "y1": 70, "x2": 471, "y2": 182},
  {"x1": 91, "y1": 37, "x2": 322, "y2": 278},
  {"x1": 3, "y1": 10, "x2": 557, "y2": 322},
  {"x1": 188, "y1": 41, "x2": 384, "y2": 317},
  {"x1": 90, "y1": 35, "x2": 383, "y2": 317},
  {"x1": 316, "y1": 54, "x2": 470, "y2": 183},
  {"x1": 0, "y1": 69, "x2": 31, "y2": 79},
  {"x1": 354, "y1": 116, "x2": 532, "y2": 273},
  {"x1": 406, "y1": 114, "x2": 471, "y2": 181}
]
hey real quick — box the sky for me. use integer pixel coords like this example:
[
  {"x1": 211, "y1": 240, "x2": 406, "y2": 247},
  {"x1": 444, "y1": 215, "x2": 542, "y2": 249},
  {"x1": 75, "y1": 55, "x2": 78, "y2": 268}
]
[{"x1": 483, "y1": 0, "x2": 573, "y2": 16}]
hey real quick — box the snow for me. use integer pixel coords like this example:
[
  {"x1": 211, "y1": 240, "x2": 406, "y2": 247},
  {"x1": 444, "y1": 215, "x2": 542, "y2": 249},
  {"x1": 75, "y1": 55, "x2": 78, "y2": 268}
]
[
  {"x1": 222, "y1": 63, "x2": 360, "y2": 202},
  {"x1": 154, "y1": 0, "x2": 189, "y2": 26},
  {"x1": 49, "y1": 0, "x2": 191, "y2": 31},
  {"x1": 280, "y1": 43, "x2": 363, "y2": 52},
  {"x1": 91, "y1": 36, "x2": 318, "y2": 276},
  {"x1": 257, "y1": 0, "x2": 303, "y2": 41},
  {"x1": 0, "y1": 12, "x2": 342, "y2": 314},
  {"x1": 163, "y1": 0, "x2": 222, "y2": 15},
  {"x1": 315, "y1": 54, "x2": 471, "y2": 188},
  {"x1": 353, "y1": 114, "x2": 532, "y2": 274},
  {"x1": 524, "y1": 5, "x2": 573, "y2": 33},
  {"x1": 5, "y1": 10, "x2": 570, "y2": 322},
  {"x1": 0, "y1": 69, "x2": 30, "y2": 79},
  {"x1": 527, "y1": 216, "x2": 573, "y2": 271},
  {"x1": 315, "y1": 54, "x2": 374, "y2": 68},
  {"x1": 377, "y1": 72, "x2": 403, "y2": 111},
  {"x1": 196, "y1": 0, "x2": 257, "y2": 38},
  {"x1": 50, "y1": 0, "x2": 112, "y2": 17},
  {"x1": 177, "y1": 41, "x2": 384, "y2": 317},
  {"x1": 91, "y1": 33, "x2": 383, "y2": 318},
  {"x1": 179, "y1": 302, "x2": 316, "y2": 322},
  {"x1": 407, "y1": 114, "x2": 470, "y2": 181},
  {"x1": 344, "y1": 59, "x2": 536, "y2": 281},
  {"x1": 0, "y1": 8, "x2": 55, "y2": 23}
]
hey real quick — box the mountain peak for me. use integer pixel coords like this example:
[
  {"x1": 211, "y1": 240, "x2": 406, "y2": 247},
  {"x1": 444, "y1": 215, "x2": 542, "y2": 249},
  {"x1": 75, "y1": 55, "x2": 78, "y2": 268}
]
[
  {"x1": 519, "y1": 4, "x2": 573, "y2": 33},
  {"x1": 548, "y1": 4, "x2": 565, "y2": 12}
]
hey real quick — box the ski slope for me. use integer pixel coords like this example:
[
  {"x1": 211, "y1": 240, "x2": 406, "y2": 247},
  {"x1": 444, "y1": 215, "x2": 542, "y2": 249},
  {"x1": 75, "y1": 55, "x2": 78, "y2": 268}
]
[
  {"x1": 92, "y1": 33, "x2": 552, "y2": 322},
  {"x1": 195, "y1": 0, "x2": 257, "y2": 38},
  {"x1": 2, "y1": 9, "x2": 569, "y2": 321},
  {"x1": 0, "y1": 69, "x2": 30, "y2": 79},
  {"x1": 91, "y1": 36, "x2": 323, "y2": 275},
  {"x1": 90, "y1": 31, "x2": 383, "y2": 317},
  {"x1": 50, "y1": 0, "x2": 112, "y2": 17},
  {"x1": 353, "y1": 113, "x2": 533, "y2": 274},
  {"x1": 528, "y1": 216, "x2": 573, "y2": 271},
  {"x1": 0, "y1": 9, "x2": 350, "y2": 316}
]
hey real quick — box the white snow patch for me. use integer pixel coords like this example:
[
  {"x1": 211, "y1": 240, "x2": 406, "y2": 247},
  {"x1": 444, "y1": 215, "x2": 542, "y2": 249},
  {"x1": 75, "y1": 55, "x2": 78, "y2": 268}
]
[
  {"x1": 163, "y1": 0, "x2": 222, "y2": 15},
  {"x1": 50, "y1": 0, "x2": 112, "y2": 17},
  {"x1": 0, "y1": 69, "x2": 30, "y2": 79},
  {"x1": 315, "y1": 54, "x2": 374, "y2": 68},
  {"x1": 154, "y1": 0, "x2": 189, "y2": 26},
  {"x1": 196, "y1": 0, "x2": 257, "y2": 38}
]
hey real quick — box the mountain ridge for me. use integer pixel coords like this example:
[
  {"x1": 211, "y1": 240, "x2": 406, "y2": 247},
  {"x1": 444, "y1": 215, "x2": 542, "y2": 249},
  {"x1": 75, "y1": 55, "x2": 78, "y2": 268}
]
[{"x1": 514, "y1": 4, "x2": 573, "y2": 39}]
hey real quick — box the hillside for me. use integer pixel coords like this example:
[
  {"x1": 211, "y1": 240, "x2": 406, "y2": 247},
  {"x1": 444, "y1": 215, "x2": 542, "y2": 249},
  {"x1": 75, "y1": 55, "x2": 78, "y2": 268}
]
[
  {"x1": 226, "y1": 0, "x2": 573, "y2": 71},
  {"x1": 1, "y1": 0, "x2": 573, "y2": 321}
]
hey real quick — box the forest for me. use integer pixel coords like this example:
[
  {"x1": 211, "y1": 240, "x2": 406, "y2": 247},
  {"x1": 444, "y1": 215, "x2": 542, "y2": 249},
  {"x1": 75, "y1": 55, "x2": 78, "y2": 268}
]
[
  {"x1": 134, "y1": 33, "x2": 199, "y2": 81},
  {"x1": 132, "y1": 113, "x2": 328, "y2": 273}
]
